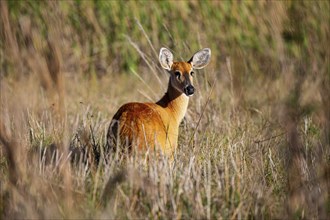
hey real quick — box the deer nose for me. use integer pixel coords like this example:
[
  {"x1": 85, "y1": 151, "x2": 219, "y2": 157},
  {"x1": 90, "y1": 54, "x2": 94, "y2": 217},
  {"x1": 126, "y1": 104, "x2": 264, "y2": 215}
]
[{"x1": 184, "y1": 85, "x2": 195, "y2": 96}]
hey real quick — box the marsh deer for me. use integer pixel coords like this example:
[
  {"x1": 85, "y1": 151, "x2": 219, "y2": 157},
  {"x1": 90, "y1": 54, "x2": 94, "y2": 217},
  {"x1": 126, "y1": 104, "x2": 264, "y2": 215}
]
[{"x1": 107, "y1": 47, "x2": 211, "y2": 157}]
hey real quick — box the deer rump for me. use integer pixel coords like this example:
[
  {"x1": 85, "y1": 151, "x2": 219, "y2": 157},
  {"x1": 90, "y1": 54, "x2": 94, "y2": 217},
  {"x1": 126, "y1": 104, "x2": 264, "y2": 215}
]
[{"x1": 107, "y1": 102, "x2": 172, "y2": 154}]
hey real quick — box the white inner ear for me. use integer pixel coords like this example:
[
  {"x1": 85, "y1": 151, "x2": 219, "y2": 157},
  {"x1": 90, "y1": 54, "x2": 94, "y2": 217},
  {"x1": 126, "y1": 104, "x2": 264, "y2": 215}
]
[
  {"x1": 159, "y1": 47, "x2": 173, "y2": 71},
  {"x1": 190, "y1": 48, "x2": 211, "y2": 69}
]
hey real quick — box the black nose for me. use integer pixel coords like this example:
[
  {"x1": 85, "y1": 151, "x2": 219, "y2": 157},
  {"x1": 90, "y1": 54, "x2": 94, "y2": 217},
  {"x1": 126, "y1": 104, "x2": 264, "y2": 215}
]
[{"x1": 184, "y1": 85, "x2": 195, "y2": 96}]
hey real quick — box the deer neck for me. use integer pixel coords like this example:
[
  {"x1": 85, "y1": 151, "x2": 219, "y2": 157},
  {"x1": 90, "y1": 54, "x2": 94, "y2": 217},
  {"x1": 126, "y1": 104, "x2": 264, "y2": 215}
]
[{"x1": 156, "y1": 80, "x2": 189, "y2": 124}]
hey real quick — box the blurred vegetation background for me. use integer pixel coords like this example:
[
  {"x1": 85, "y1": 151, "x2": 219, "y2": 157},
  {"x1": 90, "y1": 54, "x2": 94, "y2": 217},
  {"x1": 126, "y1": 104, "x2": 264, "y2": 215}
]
[
  {"x1": 2, "y1": 1, "x2": 328, "y2": 78},
  {"x1": 0, "y1": 0, "x2": 329, "y2": 219}
]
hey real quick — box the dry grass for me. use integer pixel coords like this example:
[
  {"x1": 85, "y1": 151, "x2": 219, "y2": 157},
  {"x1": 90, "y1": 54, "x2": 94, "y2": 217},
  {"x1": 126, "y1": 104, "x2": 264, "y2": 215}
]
[{"x1": 1, "y1": 1, "x2": 329, "y2": 219}]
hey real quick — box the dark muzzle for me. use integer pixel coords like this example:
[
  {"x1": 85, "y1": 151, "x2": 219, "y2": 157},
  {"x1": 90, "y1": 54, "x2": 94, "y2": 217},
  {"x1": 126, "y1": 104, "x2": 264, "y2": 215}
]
[{"x1": 184, "y1": 85, "x2": 195, "y2": 96}]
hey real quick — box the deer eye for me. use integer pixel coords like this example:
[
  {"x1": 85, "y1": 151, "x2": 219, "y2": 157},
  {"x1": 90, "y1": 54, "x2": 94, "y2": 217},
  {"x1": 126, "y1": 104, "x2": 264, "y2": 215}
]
[
  {"x1": 175, "y1": 71, "x2": 181, "y2": 80},
  {"x1": 190, "y1": 71, "x2": 195, "y2": 77}
]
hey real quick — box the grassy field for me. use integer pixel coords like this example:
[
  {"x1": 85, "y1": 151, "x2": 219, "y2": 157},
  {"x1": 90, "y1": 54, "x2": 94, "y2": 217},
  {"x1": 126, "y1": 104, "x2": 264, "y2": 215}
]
[{"x1": 1, "y1": 1, "x2": 329, "y2": 219}]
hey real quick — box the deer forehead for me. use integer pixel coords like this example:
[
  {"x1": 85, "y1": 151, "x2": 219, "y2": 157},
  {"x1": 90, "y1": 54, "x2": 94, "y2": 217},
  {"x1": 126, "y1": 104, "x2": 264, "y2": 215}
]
[{"x1": 171, "y1": 62, "x2": 193, "y2": 73}]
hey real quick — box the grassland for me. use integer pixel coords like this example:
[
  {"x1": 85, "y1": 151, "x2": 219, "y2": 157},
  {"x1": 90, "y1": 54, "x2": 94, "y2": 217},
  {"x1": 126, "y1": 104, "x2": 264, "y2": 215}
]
[{"x1": 0, "y1": 1, "x2": 329, "y2": 219}]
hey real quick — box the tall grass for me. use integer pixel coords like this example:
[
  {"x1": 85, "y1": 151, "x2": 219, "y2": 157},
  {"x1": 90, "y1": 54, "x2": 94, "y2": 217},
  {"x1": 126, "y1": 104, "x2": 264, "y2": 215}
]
[{"x1": 1, "y1": 1, "x2": 329, "y2": 219}]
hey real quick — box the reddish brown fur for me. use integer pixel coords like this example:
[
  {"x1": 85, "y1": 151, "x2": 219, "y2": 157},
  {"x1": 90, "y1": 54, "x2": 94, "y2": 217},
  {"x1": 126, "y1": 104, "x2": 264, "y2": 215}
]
[
  {"x1": 107, "y1": 65, "x2": 191, "y2": 157},
  {"x1": 107, "y1": 48, "x2": 211, "y2": 157}
]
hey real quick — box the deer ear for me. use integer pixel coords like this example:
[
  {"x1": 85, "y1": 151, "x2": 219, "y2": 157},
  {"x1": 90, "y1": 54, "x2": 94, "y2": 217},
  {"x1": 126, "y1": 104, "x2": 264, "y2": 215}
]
[
  {"x1": 188, "y1": 48, "x2": 211, "y2": 69},
  {"x1": 159, "y1": 47, "x2": 173, "y2": 71}
]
